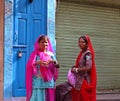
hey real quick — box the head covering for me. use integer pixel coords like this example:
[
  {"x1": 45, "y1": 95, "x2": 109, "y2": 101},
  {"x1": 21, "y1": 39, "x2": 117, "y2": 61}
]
[
  {"x1": 72, "y1": 35, "x2": 97, "y2": 101},
  {"x1": 34, "y1": 35, "x2": 54, "y2": 53},
  {"x1": 26, "y1": 35, "x2": 58, "y2": 101}
]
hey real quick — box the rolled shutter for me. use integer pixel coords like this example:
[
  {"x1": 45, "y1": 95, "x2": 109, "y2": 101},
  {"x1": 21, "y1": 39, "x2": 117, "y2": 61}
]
[{"x1": 56, "y1": 1, "x2": 120, "y2": 90}]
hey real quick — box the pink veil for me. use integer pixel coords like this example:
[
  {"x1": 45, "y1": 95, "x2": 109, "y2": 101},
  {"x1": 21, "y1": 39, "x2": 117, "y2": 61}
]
[
  {"x1": 34, "y1": 35, "x2": 54, "y2": 52},
  {"x1": 26, "y1": 35, "x2": 58, "y2": 101}
]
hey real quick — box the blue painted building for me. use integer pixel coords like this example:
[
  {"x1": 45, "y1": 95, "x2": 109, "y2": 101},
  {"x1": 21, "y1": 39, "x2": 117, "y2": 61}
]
[
  {"x1": 4, "y1": 0, "x2": 56, "y2": 100},
  {"x1": 4, "y1": 0, "x2": 120, "y2": 100}
]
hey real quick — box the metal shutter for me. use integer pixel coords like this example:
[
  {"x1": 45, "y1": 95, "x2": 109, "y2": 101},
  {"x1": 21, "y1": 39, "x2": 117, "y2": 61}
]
[{"x1": 56, "y1": 1, "x2": 120, "y2": 90}]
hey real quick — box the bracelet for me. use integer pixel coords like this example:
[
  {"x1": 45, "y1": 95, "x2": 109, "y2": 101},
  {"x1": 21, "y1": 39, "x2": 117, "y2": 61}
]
[{"x1": 76, "y1": 68, "x2": 78, "y2": 73}]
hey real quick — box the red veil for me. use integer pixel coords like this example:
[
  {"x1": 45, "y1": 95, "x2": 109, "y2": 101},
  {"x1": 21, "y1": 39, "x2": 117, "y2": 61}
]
[{"x1": 71, "y1": 35, "x2": 97, "y2": 101}]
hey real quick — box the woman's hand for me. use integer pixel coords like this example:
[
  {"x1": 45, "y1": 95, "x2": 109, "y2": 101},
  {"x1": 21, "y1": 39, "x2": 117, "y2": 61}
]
[
  {"x1": 47, "y1": 60, "x2": 56, "y2": 64},
  {"x1": 71, "y1": 65, "x2": 76, "y2": 72},
  {"x1": 36, "y1": 60, "x2": 48, "y2": 66},
  {"x1": 71, "y1": 67, "x2": 75, "y2": 72},
  {"x1": 36, "y1": 59, "x2": 60, "y2": 68},
  {"x1": 48, "y1": 60, "x2": 60, "y2": 68},
  {"x1": 71, "y1": 67, "x2": 79, "y2": 73}
]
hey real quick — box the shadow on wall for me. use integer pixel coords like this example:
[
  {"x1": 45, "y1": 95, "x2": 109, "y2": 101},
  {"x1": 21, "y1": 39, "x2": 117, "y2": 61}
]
[
  {"x1": 4, "y1": 82, "x2": 26, "y2": 101},
  {"x1": 5, "y1": 0, "x2": 13, "y2": 19},
  {"x1": 4, "y1": 84, "x2": 12, "y2": 98}
]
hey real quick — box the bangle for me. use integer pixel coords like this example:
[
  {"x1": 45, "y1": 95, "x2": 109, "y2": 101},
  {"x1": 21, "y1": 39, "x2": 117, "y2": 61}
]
[{"x1": 76, "y1": 68, "x2": 78, "y2": 73}]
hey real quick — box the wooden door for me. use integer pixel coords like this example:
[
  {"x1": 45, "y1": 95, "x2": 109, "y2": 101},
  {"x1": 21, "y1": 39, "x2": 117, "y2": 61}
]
[{"x1": 13, "y1": 0, "x2": 47, "y2": 96}]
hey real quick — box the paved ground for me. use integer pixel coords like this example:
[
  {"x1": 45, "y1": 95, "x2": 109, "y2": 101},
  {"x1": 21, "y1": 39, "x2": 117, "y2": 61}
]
[
  {"x1": 4, "y1": 93, "x2": 120, "y2": 101},
  {"x1": 97, "y1": 93, "x2": 120, "y2": 101},
  {"x1": 4, "y1": 97, "x2": 26, "y2": 101}
]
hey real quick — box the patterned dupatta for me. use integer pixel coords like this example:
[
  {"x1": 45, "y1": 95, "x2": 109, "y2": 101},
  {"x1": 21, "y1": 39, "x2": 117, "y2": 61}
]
[{"x1": 71, "y1": 35, "x2": 97, "y2": 101}]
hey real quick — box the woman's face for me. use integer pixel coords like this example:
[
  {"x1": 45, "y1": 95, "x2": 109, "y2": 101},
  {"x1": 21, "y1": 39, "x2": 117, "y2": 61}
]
[
  {"x1": 78, "y1": 38, "x2": 88, "y2": 50},
  {"x1": 38, "y1": 37, "x2": 48, "y2": 51}
]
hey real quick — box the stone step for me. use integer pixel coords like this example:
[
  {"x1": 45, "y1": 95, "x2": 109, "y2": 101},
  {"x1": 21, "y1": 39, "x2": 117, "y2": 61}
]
[
  {"x1": 4, "y1": 93, "x2": 120, "y2": 101},
  {"x1": 97, "y1": 93, "x2": 120, "y2": 101}
]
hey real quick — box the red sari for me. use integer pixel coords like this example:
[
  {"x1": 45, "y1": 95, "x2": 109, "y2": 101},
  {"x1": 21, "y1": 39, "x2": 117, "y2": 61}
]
[{"x1": 71, "y1": 35, "x2": 97, "y2": 101}]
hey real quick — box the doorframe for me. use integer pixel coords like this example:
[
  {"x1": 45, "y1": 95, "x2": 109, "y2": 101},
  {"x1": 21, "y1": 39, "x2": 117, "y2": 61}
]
[
  {"x1": 47, "y1": 0, "x2": 56, "y2": 52},
  {"x1": 12, "y1": 0, "x2": 56, "y2": 97},
  {"x1": 0, "y1": 0, "x2": 4, "y2": 100}
]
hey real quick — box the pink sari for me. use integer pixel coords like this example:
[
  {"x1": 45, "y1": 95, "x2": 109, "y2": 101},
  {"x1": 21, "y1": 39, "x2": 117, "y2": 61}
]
[{"x1": 26, "y1": 35, "x2": 59, "y2": 101}]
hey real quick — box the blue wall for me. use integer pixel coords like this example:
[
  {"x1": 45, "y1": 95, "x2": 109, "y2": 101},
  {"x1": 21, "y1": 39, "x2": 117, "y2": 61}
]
[
  {"x1": 4, "y1": 0, "x2": 14, "y2": 98},
  {"x1": 47, "y1": 0, "x2": 56, "y2": 54},
  {"x1": 4, "y1": 0, "x2": 56, "y2": 98}
]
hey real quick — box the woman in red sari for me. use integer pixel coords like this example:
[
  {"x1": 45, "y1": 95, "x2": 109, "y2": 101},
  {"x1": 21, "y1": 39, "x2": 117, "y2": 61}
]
[
  {"x1": 56, "y1": 35, "x2": 97, "y2": 101},
  {"x1": 71, "y1": 35, "x2": 97, "y2": 101}
]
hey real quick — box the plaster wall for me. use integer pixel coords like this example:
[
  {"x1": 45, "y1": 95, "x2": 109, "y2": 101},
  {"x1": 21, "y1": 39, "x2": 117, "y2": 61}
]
[
  {"x1": 4, "y1": 0, "x2": 14, "y2": 99},
  {"x1": 0, "y1": 0, "x2": 4, "y2": 100},
  {"x1": 4, "y1": 0, "x2": 56, "y2": 100}
]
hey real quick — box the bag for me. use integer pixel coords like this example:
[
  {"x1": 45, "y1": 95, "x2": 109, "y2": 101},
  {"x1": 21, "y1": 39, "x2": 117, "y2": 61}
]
[{"x1": 67, "y1": 69, "x2": 76, "y2": 87}]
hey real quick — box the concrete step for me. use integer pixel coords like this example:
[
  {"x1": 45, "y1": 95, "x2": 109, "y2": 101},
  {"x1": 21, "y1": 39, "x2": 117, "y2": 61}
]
[
  {"x1": 97, "y1": 93, "x2": 120, "y2": 101},
  {"x1": 4, "y1": 93, "x2": 120, "y2": 101}
]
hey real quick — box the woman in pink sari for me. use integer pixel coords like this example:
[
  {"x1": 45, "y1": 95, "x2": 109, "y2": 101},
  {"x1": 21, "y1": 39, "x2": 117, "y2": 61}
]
[{"x1": 26, "y1": 35, "x2": 59, "y2": 101}]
